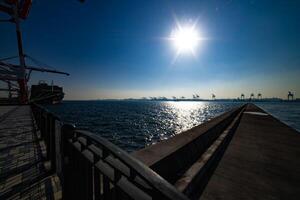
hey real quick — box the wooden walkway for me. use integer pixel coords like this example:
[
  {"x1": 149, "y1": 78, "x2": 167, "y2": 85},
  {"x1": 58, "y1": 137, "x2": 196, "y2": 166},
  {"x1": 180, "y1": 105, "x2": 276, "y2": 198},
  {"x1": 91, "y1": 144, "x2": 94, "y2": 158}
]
[
  {"x1": 201, "y1": 104, "x2": 300, "y2": 200},
  {"x1": 0, "y1": 106, "x2": 61, "y2": 200}
]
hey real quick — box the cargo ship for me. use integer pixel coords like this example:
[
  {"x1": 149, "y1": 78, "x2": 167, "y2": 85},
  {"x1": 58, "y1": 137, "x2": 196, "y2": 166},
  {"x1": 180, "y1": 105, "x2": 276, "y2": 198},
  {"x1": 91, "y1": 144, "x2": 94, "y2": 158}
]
[{"x1": 30, "y1": 81, "x2": 64, "y2": 104}]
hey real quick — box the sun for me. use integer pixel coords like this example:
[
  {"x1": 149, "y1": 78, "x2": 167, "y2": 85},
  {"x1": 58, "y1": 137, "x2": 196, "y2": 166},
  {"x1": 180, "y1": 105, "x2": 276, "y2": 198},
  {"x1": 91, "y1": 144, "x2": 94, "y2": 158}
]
[
  {"x1": 170, "y1": 26, "x2": 200, "y2": 53},
  {"x1": 168, "y1": 21, "x2": 204, "y2": 57}
]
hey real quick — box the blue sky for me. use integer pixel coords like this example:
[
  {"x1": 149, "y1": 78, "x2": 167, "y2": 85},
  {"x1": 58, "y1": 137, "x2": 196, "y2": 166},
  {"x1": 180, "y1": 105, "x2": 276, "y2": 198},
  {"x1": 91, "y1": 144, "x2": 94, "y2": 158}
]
[{"x1": 1, "y1": 0, "x2": 299, "y2": 99}]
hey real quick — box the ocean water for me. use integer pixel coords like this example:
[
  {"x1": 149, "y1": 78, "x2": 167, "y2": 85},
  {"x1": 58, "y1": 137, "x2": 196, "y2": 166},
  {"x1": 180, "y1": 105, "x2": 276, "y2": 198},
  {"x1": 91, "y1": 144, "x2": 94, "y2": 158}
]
[
  {"x1": 47, "y1": 101, "x2": 300, "y2": 152},
  {"x1": 255, "y1": 102, "x2": 300, "y2": 132}
]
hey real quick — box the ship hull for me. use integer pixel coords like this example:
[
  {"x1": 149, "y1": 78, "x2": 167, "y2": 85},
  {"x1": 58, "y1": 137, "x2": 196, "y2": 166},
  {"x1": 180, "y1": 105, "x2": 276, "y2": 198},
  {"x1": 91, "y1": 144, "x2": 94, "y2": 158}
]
[{"x1": 30, "y1": 83, "x2": 64, "y2": 104}]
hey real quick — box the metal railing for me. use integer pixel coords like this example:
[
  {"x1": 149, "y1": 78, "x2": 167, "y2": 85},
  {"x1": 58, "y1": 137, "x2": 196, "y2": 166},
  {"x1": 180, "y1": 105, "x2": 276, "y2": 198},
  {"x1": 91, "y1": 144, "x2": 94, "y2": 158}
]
[{"x1": 31, "y1": 103, "x2": 189, "y2": 200}]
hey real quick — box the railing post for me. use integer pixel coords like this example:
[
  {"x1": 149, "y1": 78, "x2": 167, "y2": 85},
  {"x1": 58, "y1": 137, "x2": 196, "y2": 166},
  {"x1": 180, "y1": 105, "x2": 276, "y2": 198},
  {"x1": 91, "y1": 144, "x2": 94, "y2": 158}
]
[
  {"x1": 93, "y1": 156, "x2": 101, "y2": 200},
  {"x1": 39, "y1": 109, "x2": 42, "y2": 130},
  {"x1": 60, "y1": 123, "x2": 75, "y2": 199},
  {"x1": 54, "y1": 119, "x2": 62, "y2": 178},
  {"x1": 40, "y1": 111, "x2": 45, "y2": 139},
  {"x1": 49, "y1": 114, "x2": 56, "y2": 172},
  {"x1": 78, "y1": 150, "x2": 93, "y2": 200},
  {"x1": 103, "y1": 175, "x2": 110, "y2": 200},
  {"x1": 45, "y1": 113, "x2": 51, "y2": 160}
]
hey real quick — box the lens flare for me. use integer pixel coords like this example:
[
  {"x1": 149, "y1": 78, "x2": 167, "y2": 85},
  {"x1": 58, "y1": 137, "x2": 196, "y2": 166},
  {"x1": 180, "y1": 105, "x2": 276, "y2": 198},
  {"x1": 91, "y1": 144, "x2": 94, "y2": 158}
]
[
  {"x1": 166, "y1": 19, "x2": 207, "y2": 63},
  {"x1": 170, "y1": 25, "x2": 201, "y2": 54}
]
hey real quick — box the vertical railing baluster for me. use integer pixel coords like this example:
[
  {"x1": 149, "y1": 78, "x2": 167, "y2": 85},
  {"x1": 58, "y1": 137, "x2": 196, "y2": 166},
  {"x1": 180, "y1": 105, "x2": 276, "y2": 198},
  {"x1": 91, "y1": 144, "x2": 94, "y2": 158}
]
[
  {"x1": 54, "y1": 120, "x2": 62, "y2": 179},
  {"x1": 50, "y1": 115, "x2": 56, "y2": 172},
  {"x1": 72, "y1": 143, "x2": 92, "y2": 200},
  {"x1": 112, "y1": 169, "x2": 121, "y2": 200},
  {"x1": 93, "y1": 152, "x2": 101, "y2": 200},
  {"x1": 103, "y1": 176, "x2": 110, "y2": 200},
  {"x1": 39, "y1": 109, "x2": 42, "y2": 130},
  {"x1": 46, "y1": 113, "x2": 50, "y2": 160},
  {"x1": 72, "y1": 141, "x2": 81, "y2": 198},
  {"x1": 60, "y1": 123, "x2": 75, "y2": 199},
  {"x1": 40, "y1": 111, "x2": 44, "y2": 138},
  {"x1": 83, "y1": 138, "x2": 93, "y2": 200},
  {"x1": 84, "y1": 156, "x2": 93, "y2": 200},
  {"x1": 94, "y1": 168, "x2": 101, "y2": 200},
  {"x1": 101, "y1": 147, "x2": 110, "y2": 199}
]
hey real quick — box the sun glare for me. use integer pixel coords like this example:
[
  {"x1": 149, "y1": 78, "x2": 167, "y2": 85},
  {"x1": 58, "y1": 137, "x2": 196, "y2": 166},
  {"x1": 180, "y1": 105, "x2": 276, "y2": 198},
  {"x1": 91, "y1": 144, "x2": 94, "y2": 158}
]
[
  {"x1": 169, "y1": 23, "x2": 203, "y2": 56},
  {"x1": 167, "y1": 16, "x2": 207, "y2": 63}
]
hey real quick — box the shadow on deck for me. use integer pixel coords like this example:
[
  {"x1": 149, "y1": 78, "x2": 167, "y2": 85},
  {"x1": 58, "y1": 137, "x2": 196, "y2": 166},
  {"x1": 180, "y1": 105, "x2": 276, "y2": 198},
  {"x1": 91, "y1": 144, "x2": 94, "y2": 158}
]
[{"x1": 0, "y1": 106, "x2": 61, "y2": 200}]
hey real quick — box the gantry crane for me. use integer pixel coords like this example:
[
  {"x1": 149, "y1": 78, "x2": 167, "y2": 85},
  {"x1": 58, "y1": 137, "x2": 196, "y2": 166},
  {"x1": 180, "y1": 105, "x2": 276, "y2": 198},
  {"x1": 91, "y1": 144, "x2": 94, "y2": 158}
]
[{"x1": 0, "y1": 0, "x2": 69, "y2": 104}]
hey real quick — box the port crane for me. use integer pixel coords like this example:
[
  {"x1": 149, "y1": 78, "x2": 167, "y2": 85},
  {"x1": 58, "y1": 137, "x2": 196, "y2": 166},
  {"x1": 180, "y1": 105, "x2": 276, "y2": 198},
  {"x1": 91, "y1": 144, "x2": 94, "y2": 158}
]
[
  {"x1": 287, "y1": 91, "x2": 294, "y2": 101},
  {"x1": 257, "y1": 93, "x2": 262, "y2": 100},
  {"x1": 212, "y1": 93, "x2": 216, "y2": 100},
  {"x1": 0, "y1": 0, "x2": 69, "y2": 104}
]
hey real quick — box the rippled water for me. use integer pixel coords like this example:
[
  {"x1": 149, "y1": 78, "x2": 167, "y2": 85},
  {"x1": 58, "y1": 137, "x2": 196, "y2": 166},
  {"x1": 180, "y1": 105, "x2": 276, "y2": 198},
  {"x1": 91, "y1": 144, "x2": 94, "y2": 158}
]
[
  {"x1": 256, "y1": 102, "x2": 300, "y2": 132},
  {"x1": 47, "y1": 101, "x2": 299, "y2": 152}
]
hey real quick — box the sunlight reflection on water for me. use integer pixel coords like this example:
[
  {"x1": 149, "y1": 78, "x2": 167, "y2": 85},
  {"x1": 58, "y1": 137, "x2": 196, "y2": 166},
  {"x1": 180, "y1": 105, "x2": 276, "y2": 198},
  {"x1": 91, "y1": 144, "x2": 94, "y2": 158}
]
[
  {"x1": 165, "y1": 101, "x2": 206, "y2": 135},
  {"x1": 48, "y1": 101, "x2": 242, "y2": 152}
]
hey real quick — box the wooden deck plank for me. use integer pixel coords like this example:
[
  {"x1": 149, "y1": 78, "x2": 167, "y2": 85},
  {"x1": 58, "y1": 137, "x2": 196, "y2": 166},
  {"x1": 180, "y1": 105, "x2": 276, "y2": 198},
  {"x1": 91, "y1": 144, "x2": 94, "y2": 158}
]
[{"x1": 0, "y1": 106, "x2": 61, "y2": 200}]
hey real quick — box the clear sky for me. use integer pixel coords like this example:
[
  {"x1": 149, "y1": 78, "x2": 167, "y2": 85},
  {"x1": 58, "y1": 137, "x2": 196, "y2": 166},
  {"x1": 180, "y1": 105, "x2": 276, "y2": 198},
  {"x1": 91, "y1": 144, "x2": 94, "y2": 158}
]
[{"x1": 1, "y1": 0, "x2": 300, "y2": 100}]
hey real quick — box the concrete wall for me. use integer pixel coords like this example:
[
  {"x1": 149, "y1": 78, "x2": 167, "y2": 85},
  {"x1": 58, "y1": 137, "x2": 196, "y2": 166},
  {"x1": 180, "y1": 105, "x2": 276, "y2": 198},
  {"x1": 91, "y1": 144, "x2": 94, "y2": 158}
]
[{"x1": 132, "y1": 105, "x2": 244, "y2": 184}]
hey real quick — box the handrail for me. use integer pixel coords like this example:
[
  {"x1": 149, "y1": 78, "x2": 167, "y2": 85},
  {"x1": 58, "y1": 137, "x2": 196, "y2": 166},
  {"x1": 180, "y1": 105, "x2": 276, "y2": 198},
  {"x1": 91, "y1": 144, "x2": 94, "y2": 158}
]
[
  {"x1": 32, "y1": 103, "x2": 61, "y2": 121},
  {"x1": 31, "y1": 103, "x2": 189, "y2": 200},
  {"x1": 74, "y1": 130, "x2": 189, "y2": 200}
]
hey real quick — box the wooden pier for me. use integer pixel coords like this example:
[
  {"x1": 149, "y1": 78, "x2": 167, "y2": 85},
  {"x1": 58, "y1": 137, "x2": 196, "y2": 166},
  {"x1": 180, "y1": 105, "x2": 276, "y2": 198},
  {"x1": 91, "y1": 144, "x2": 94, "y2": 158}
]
[
  {"x1": 0, "y1": 106, "x2": 61, "y2": 199},
  {"x1": 0, "y1": 103, "x2": 299, "y2": 199}
]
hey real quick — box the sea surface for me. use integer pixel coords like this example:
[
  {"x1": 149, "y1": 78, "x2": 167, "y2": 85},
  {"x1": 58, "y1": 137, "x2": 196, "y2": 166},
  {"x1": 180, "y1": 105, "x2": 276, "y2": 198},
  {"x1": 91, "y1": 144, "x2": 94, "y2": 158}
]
[{"x1": 47, "y1": 101, "x2": 300, "y2": 152}]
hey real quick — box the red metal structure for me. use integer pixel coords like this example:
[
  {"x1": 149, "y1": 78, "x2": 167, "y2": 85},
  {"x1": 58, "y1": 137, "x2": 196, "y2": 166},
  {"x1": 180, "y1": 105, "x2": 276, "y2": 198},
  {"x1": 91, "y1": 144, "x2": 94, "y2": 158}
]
[
  {"x1": 19, "y1": 0, "x2": 32, "y2": 19},
  {"x1": 0, "y1": 0, "x2": 68, "y2": 104}
]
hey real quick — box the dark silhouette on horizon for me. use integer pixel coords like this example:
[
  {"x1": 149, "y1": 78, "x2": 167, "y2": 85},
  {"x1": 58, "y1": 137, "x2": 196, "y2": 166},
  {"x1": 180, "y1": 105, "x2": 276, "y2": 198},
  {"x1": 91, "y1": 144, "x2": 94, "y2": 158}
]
[
  {"x1": 241, "y1": 93, "x2": 245, "y2": 100},
  {"x1": 288, "y1": 91, "x2": 294, "y2": 101},
  {"x1": 258, "y1": 93, "x2": 262, "y2": 100},
  {"x1": 212, "y1": 94, "x2": 216, "y2": 100}
]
